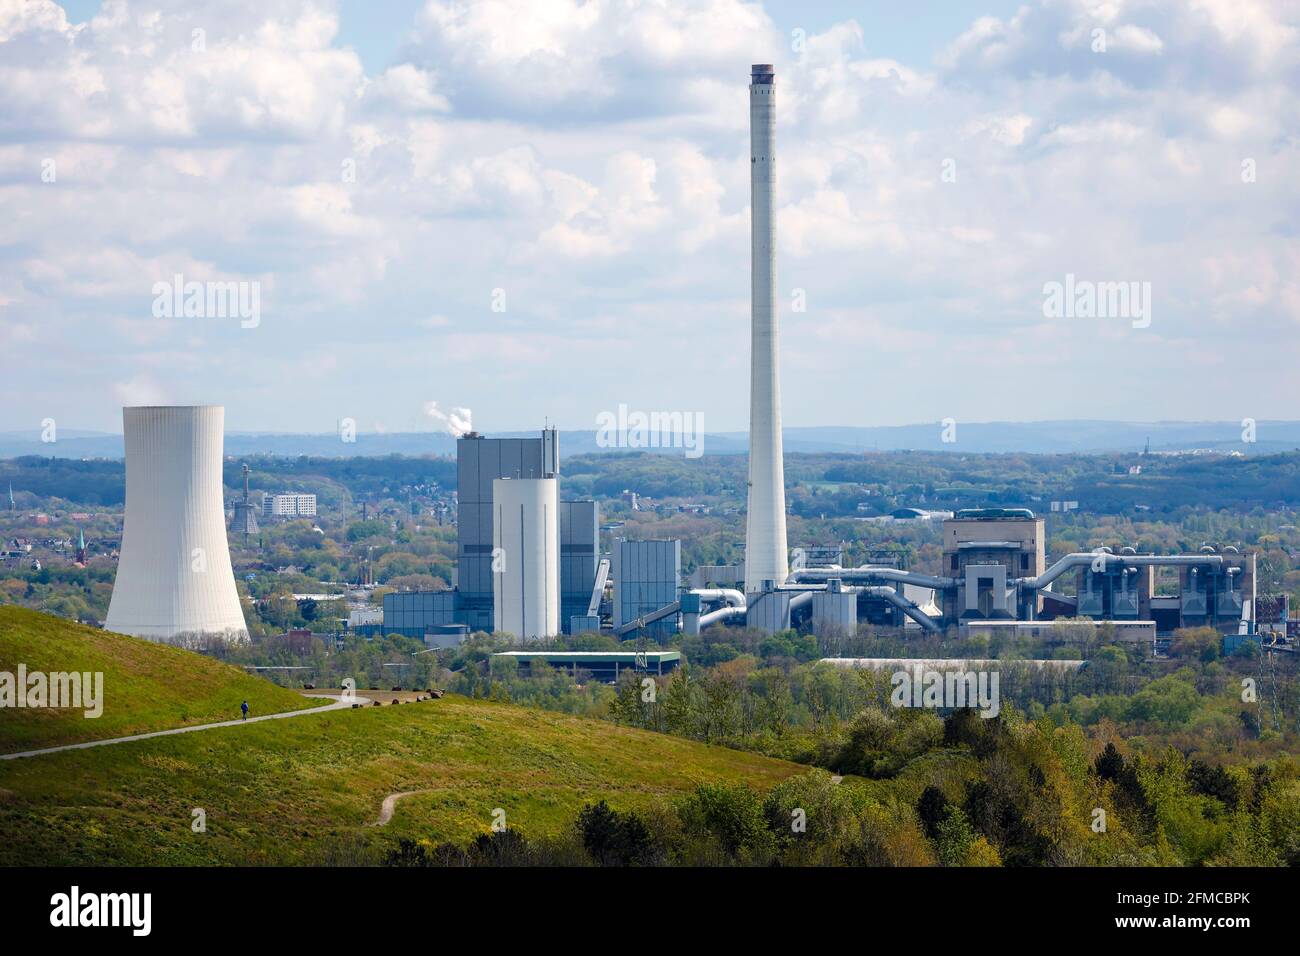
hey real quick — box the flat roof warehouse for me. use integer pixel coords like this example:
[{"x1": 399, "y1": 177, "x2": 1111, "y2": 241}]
[{"x1": 492, "y1": 650, "x2": 682, "y2": 681}]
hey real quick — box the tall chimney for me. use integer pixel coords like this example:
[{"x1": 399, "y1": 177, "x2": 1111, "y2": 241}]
[{"x1": 745, "y1": 63, "x2": 788, "y2": 595}]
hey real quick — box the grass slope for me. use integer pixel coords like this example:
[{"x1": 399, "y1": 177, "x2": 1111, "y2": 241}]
[
  {"x1": 0, "y1": 607, "x2": 315, "y2": 753},
  {"x1": 0, "y1": 695, "x2": 807, "y2": 865}
]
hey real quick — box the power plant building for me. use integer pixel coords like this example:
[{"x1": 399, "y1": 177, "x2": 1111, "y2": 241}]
[
  {"x1": 377, "y1": 429, "x2": 596, "y2": 640},
  {"x1": 456, "y1": 429, "x2": 559, "y2": 631},
  {"x1": 941, "y1": 508, "x2": 1046, "y2": 622},
  {"x1": 612, "y1": 538, "x2": 681, "y2": 639},
  {"x1": 559, "y1": 499, "x2": 600, "y2": 633},
  {"x1": 105, "y1": 405, "x2": 249, "y2": 644},
  {"x1": 493, "y1": 477, "x2": 560, "y2": 639}
]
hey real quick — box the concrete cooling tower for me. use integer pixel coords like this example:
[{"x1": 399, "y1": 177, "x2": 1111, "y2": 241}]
[
  {"x1": 104, "y1": 405, "x2": 249, "y2": 645},
  {"x1": 492, "y1": 477, "x2": 559, "y2": 640}
]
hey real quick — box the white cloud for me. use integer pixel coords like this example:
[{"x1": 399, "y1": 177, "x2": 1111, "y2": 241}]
[
  {"x1": 2, "y1": 0, "x2": 1299, "y2": 431},
  {"x1": 112, "y1": 374, "x2": 170, "y2": 407},
  {"x1": 363, "y1": 64, "x2": 450, "y2": 113},
  {"x1": 406, "y1": 0, "x2": 777, "y2": 118}
]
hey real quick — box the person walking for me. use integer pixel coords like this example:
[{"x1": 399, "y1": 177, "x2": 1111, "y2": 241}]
[{"x1": 241, "y1": 700, "x2": 249, "y2": 721}]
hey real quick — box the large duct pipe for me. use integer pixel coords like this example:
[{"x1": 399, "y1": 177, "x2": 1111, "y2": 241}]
[
  {"x1": 698, "y1": 605, "x2": 748, "y2": 629},
  {"x1": 787, "y1": 566, "x2": 956, "y2": 590},
  {"x1": 1017, "y1": 552, "x2": 1225, "y2": 591},
  {"x1": 744, "y1": 63, "x2": 789, "y2": 596},
  {"x1": 858, "y1": 586, "x2": 943, "y2": 633},
  {"x1": 105, "y1": 405, "x2": 248, "y2": 644},
  {"x1": 689, "y1": 588, "x2": 746, "y2": 607}
]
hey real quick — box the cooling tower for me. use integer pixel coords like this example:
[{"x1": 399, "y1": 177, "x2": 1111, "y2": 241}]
[
  {"x1": 105, "y1": 406, "x2": 249, "y2": 645},
  {"x1": 745, "y1": 63, "x2": 789, "y2": 595},
  {"x1": 492, "y1": 477, "x2": 559, "y2": 639}
]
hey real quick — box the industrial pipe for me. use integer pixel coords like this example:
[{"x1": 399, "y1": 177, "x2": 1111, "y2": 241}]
[
  {"x1": 859, "y1": 586, "x2": 943, "y2": 633},
  {"x1": 787, "y1": 566, "x2": 956, "y2": 590},
  {"x1": 1017, "y1": 553, "x2": 1224, "y2": 591},
  {"x1": 689, "y1": 588, "x2": 746, "y2": 607},
  {"x1": 788, "y1": 591, "x2": 814, "y2": 611},
  {"x1": 698, "y1": 605, "x2": 747, "y2": 629}
]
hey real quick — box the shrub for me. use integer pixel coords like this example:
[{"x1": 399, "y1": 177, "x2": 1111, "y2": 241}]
[{"x1": 576, "y1": 801, "x2": 659, "y2": 866}]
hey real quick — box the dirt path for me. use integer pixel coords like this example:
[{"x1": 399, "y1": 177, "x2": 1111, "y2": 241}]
[
  {"x1": 372, "y1": 789, "x2": 435, "y2": 826},
  {"x1": 0, "y1": 693, "x2": 369, "y2": 762}
]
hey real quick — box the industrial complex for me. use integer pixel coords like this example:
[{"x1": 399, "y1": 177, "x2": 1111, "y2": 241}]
[
  {"x1": 95, "y1": 65, "x2": 1260, "y2": 652},
  {"x1": 351, "y1": 65, "x2": 1259, "y2": 649}
]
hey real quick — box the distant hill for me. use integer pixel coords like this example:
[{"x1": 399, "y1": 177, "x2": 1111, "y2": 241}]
[
  {"x1": 0, "y1": 607, "x2": 314, "y2": 753},
  {"x1": 2, "y1": 420, "x2": 1298, "y2": 459}
]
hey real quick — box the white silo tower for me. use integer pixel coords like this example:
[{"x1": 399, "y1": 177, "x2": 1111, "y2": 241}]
[
  {"x1": 745, "y1": 63, "x2": 790, "y2": 595},
  {"x1": 492, "y1": 477, "x2": 559, "y2": 640},
  {"x1": 105, "y1": 406, "x2": 249, "y2": 645}
]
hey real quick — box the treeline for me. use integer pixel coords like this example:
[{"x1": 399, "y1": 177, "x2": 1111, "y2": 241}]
[
  {"x1": 228, "y1": 455, "x2": 456, "y2": 506},
  {"x1": 0, "y1": 453, "x2": 457, "y2": 510},
  {"x1": 213, "y1": 632, "x2": 444, "y2": 690},
  {"x1": 0, "y1": 456, "x2": 125, "y2": 506},
  {"x1": 8, "y1": 447, "x2": 1300, "y2": 517},
  {"x1": 375, "y1": 711, "x2": 1300, "y2": 867},
  {"x1": 599, "y1": 650, "x2": 1295, "y2": 763}
]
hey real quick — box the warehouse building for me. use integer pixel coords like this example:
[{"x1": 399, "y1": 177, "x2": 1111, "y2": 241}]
[{"x1": 491, "y1": 650, "x2": 681, "y2": 682}]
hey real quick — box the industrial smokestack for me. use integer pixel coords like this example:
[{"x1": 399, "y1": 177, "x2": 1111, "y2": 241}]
[
  {"x1": 745, "y1": 63, "x2": 789, "y2": 595},
  {"x1": 105, "y1": 406, "x2": 249, "y2": 645}
]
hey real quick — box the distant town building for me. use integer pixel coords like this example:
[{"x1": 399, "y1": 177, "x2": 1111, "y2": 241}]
[
  {"x1": 261, "y1": 493, "x2": 317, "y2": 518},
  {"x1": 348, "y1": 606, "x2": 383, "y2": 628}
]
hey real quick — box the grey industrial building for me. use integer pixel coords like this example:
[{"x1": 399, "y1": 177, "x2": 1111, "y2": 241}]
[
  {"x1": 612, "y1": 538, "x2": 681, "y2": 639},
  {"x1": 368, "y1": 428, "x2": 601, "y2": 642},
  {"x1": 379, "y1": 589, "x2": 458, "y2": 638},
  {"x1": 559, "y1": 500, "x2": 601, "y2": 633},
  {"x1": 456, "y1": 430, "x2": 560, "y2": 632}
]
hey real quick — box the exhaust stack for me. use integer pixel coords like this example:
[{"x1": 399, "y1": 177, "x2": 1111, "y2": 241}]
[{"x1": 745, "y1": 63, "x2": 789, "y2": 595}]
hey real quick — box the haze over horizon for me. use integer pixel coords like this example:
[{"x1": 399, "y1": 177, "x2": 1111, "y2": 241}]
[
  {"x1": 3, "y1": 0, "x2": 1298, "y2": 434},
  {"x1": 4, "y1": 418, "x2": 1298, "y2": 460}
]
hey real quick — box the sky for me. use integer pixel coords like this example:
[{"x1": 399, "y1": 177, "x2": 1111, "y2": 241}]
[{"x1": 2, "y1": 0, "x2": 1298, "y2": 437}]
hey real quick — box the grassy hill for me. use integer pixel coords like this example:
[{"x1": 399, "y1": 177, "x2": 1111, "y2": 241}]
[
  {"x1": 0, "y1": 693, "x2": 808, "y2": 865},
  {"x1": 0, "y1": 607, "x2": 316, "y2": 753}
]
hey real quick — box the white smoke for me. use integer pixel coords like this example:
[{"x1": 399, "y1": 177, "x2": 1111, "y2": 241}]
[{"x1": 423, "y1": 401, "x2": 472, "y2": 437}]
